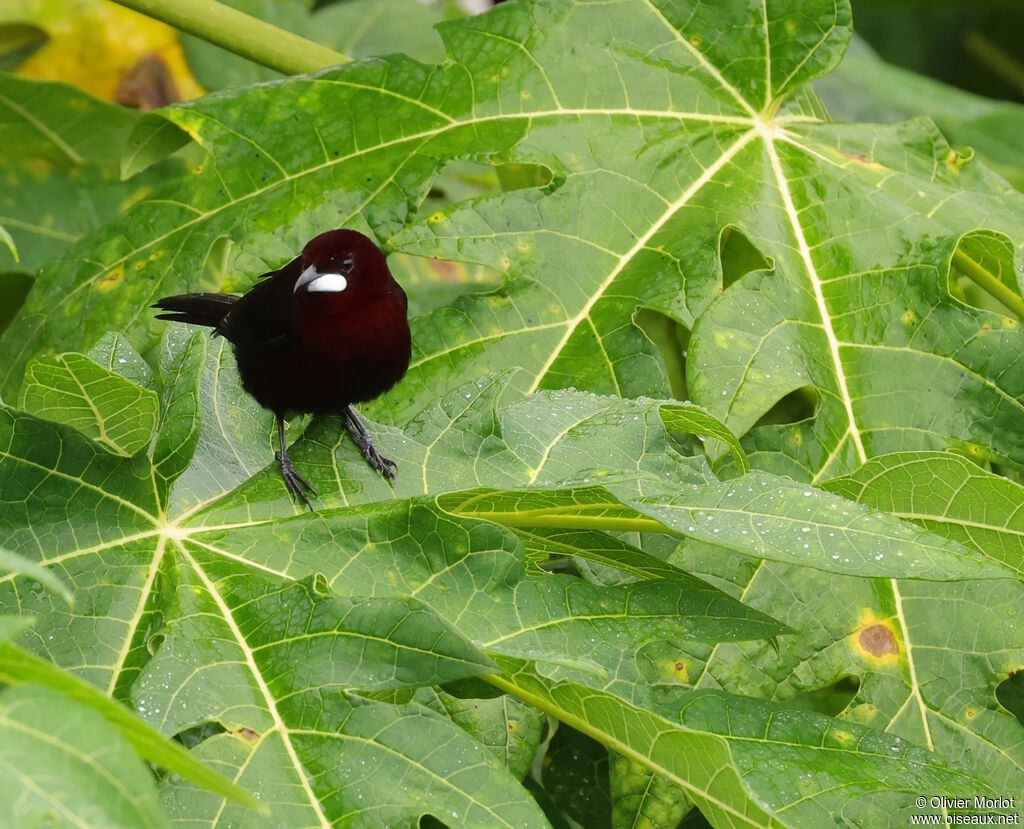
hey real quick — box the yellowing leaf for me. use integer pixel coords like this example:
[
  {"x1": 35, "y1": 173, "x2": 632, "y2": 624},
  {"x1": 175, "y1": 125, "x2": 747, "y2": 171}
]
[{"x1": 5, "y1": 0, "x2": 202, "y2": 103}]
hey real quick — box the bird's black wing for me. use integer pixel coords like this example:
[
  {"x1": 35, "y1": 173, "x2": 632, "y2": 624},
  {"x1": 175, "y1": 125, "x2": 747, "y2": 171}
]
[{"x1": 218, "y1": 256, "x2": 302, "y2": 352}]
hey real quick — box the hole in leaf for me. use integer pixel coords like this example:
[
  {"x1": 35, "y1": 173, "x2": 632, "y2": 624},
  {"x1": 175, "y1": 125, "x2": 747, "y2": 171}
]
[
  {"x1": 422, "y1": 159, "x2": 501, "y2": 206},
  {"x1": 420, "y1": 816, "x2": 450, "y2": 829},
  {"x1": 996, "y1": 668, "x2": 1024, "y2": 727},
  {"x1": 787, "y1": 676, "x2": 860, "y2": 717},
  {"x1": 174, "y1": 721, "x2": 226, "y2": 750},
  {"x1": 420, "y1": 158, "x2": 553, "y2": 208},
  {"x1": 440, "y1": 677, "x2": 504, "y2": 700},
  {"x1": 145, "y1": 631, "x2": 165, "y2": 657},
  {"x1": 201, "y1": 235, "x2": 233, "y2": 290},
  {"x1": 495, "y1": 162, "x2": 553, "y2": 192},
  {"x1": 633, "y1": 308, "x2": 689, "y2": 400},
  {"x1": 680, "y1": 809, "x2": 715, "y2": 827},
  {"x1": 540, "y1": 725, "x2": 611, "y2": 829},
  {"x1": 754, "y1": 385, "x2": 818, "y2": 427},
  {"x1": 388, "y1": 253, "x2": 503, "y2": 317},
  {"x1": 950, "y1": 230, "x2": 1023, "y2": 319},
  {"x1": 720, "y1": 225, "x2": 772, "y2": 289},
  {"x1": 0, "y1": 23, "x2": 47, "y2": 70},
  {"x1": 0, "y1": 272, "x2": 33, "y2": 337}
]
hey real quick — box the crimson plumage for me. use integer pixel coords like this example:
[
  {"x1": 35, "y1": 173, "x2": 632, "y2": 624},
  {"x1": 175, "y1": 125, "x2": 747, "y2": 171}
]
[{"x1": 154, "y1": 229, "x2": 411, "y2": 508}]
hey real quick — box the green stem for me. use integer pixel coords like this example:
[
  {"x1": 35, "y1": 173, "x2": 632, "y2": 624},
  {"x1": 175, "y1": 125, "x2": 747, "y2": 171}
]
[
  {"x1": 110, "y1": 0, "x2": 348, "y2": 76},
  {"x1": 489, "y1": 514, "x2": 668, "y2": 532},
  {"x1": 952, "y1": 248, "x2": 1024, "y2": 320},
  {"x1": 965, "y1": 31, "x2": 1024, "y2": 96}
]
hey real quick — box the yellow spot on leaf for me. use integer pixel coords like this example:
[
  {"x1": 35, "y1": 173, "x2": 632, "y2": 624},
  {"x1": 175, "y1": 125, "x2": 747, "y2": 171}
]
[
  {"x1": 796, "y1": 775, "x2": 817, "y2": 796},
  {"x1": 848, "y1": 702, "x2": 878, "y2": 723},
  {"x1": 15, "y1": 0, "x2": 203, "y2": 104},
  {"x1": 945, "y1": 148, "x2": 973, "y2": 172},
  {"x1": 851, "y1": 614, "x2": 900, "y2": 663},
  {"x1": 96, "y1": 270, "x2": 122, "y2": 291},
  {"x1": 840, "y1": 151, "x2": 885, "y2": 171}
]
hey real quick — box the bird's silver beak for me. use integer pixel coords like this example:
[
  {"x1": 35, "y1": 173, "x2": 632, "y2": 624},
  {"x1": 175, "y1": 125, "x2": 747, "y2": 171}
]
[{"x1": 293, "y1": 264, "x2": 319, "y2": 294}]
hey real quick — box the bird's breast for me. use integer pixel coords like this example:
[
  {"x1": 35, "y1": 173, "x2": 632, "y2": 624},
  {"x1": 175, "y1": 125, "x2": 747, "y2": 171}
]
[{"x1": 289, "y1": 293, "x2": 411, "y2": 411}]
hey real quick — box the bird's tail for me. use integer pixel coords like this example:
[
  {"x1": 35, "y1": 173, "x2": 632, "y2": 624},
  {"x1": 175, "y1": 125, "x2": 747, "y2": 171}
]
[{"x1": 152, "y1": 293, "x2": 237, "y2": 329}]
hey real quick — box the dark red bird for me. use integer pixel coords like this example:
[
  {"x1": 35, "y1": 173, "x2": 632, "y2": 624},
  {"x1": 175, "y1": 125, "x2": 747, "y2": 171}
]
[{"x1": 154, "y1": 229, "x2": 410, "y2": 509}]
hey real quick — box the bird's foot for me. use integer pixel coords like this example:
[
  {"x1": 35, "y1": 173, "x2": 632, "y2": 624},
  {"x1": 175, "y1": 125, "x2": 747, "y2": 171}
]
[
  {"x1": 343, "y1": 408, "x2": 397, "y2": 483},
  {"x1": 361, "y1": 443, "x2": 397, "y2": 483},
  {"x1": 275, "y1": 449, "x2": 317, "y2": 510}
]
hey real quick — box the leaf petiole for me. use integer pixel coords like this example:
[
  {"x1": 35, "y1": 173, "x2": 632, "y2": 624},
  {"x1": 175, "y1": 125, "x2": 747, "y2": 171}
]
[
  {"x1": 109, "y1": 0, "x2": 348, "y2": 76},
  {"x1": 953, "y1": 248, "x2": 1024, "y2": 320}
]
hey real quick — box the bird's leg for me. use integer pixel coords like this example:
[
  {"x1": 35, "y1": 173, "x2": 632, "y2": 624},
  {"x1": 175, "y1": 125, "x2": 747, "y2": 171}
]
[
  {"x1": 343, "y1": 405, "x2": 397, "y2": 482},
  {"x1": 275, "y1": 415, "x2": 316, "y2": 510}
]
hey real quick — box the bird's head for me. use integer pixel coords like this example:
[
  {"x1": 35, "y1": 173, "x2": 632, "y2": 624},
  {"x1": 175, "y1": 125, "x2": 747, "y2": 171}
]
[{"x1": 293, "y1": 229, "x2": 391, "y2": 296}]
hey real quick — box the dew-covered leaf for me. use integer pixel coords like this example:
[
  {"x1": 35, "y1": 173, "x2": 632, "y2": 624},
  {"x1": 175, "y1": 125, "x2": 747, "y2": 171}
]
[
  {"x1": 0, "y1": 642, "x2": 261, "y2": 810},
  {"x1": 823, "y1": 451, "x2": 1024, "y2": 578},
  {"x1": 3, "y1": 1, "x2": 1023, "y2": 825},
  {"x1": 0, "y1": 545, "x2": 72, "y2": 605},
  {"x1": 19, "y1": 352, "x2": 159, "y2": 456},
  {"x1": 493, "y1": 656, "x2": 998, "y2": 829},
  {"x1": 0, "y1": 684, "x2": 172, "y2": 829},
  {"x1": 2, "y1": 0, "x2": 1021, "y2": 491}
]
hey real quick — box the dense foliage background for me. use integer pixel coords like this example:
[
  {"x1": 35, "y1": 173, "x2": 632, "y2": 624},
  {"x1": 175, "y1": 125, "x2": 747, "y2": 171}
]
[{"x1": 1, "y1": 1, "x2": 1023, "y2": 827}]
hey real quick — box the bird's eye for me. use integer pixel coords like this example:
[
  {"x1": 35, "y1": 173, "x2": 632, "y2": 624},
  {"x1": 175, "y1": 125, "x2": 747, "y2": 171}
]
[{"x1": 340, "y1": 255, "x2": 354, "y2": 272}]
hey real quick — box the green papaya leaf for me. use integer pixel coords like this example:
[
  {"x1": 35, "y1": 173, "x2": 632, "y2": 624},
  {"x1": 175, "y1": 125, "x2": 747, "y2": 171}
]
[
  {"x1": 492, "y1": 656, "x2": 997, "y2": 829},
  {"x1": 0, "y1": 684, "x2": 172, "y2": 829},
  {"x1": 3, "y1": 1, "x2": 1023, "y2": 825},
  {"x1": 670, "y1": 451, "x2": 1024, "y2": 820},
  {"x1": 0, "y1": 545, "x2": 72, "y2": 605},
  {"x1": 0, "y1": 643, "x2": 262, "y2": 811},
  {"x1": 2, "y1": 0, "x2": 1021, "y2": 488},
  {"x1": 823, "y1": 450, "x2": 1024, "y2": 578},
  {"x1": 817, "y1": 35, "x2": 1024, "y2": 191},
  {"x1": 19, "y1": 352, "x2": 159, "y2": 456},
  {"x1": 0, "y1": 72, "x2": 186, "y2": 272},
  {"x1": 3, "y1": 322, "x2": 1011, "y2": 825},
  {"x1": 0, "y1": 224, "x2": 14, "y2": 261}
]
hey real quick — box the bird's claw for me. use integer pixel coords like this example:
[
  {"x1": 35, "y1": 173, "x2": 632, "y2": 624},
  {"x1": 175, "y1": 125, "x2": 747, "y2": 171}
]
[
  {"x1": 276, "y1": 449, "x2": 317, "y2": 510},
  {"x1": 364, "y1": 448, "x2": 397, "y2": 483},
  {"x1": 343, "y1": 407, "x2": 398, "y2": 483}
]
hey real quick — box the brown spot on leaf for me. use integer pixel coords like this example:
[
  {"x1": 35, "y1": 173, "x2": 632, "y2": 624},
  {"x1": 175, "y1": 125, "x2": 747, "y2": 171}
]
[
  {"x1": 115, "y1": 54, "x2": 180, "y2": 110},
  {"x1": 234, "y1": 727, "x2": 260, "y2": 742},
  {"x1": 859, "y1": 624, "x2": 898, "y2": 657},
  {"x1": 96, "y1": 270, "x2": 122, "y2": 291},
  {"x1": 428, "y1": 258, "x2": 458, "y2": 279},
  {"x1": 840, "y1": 151, "x2": 884, "y2": 170}
]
